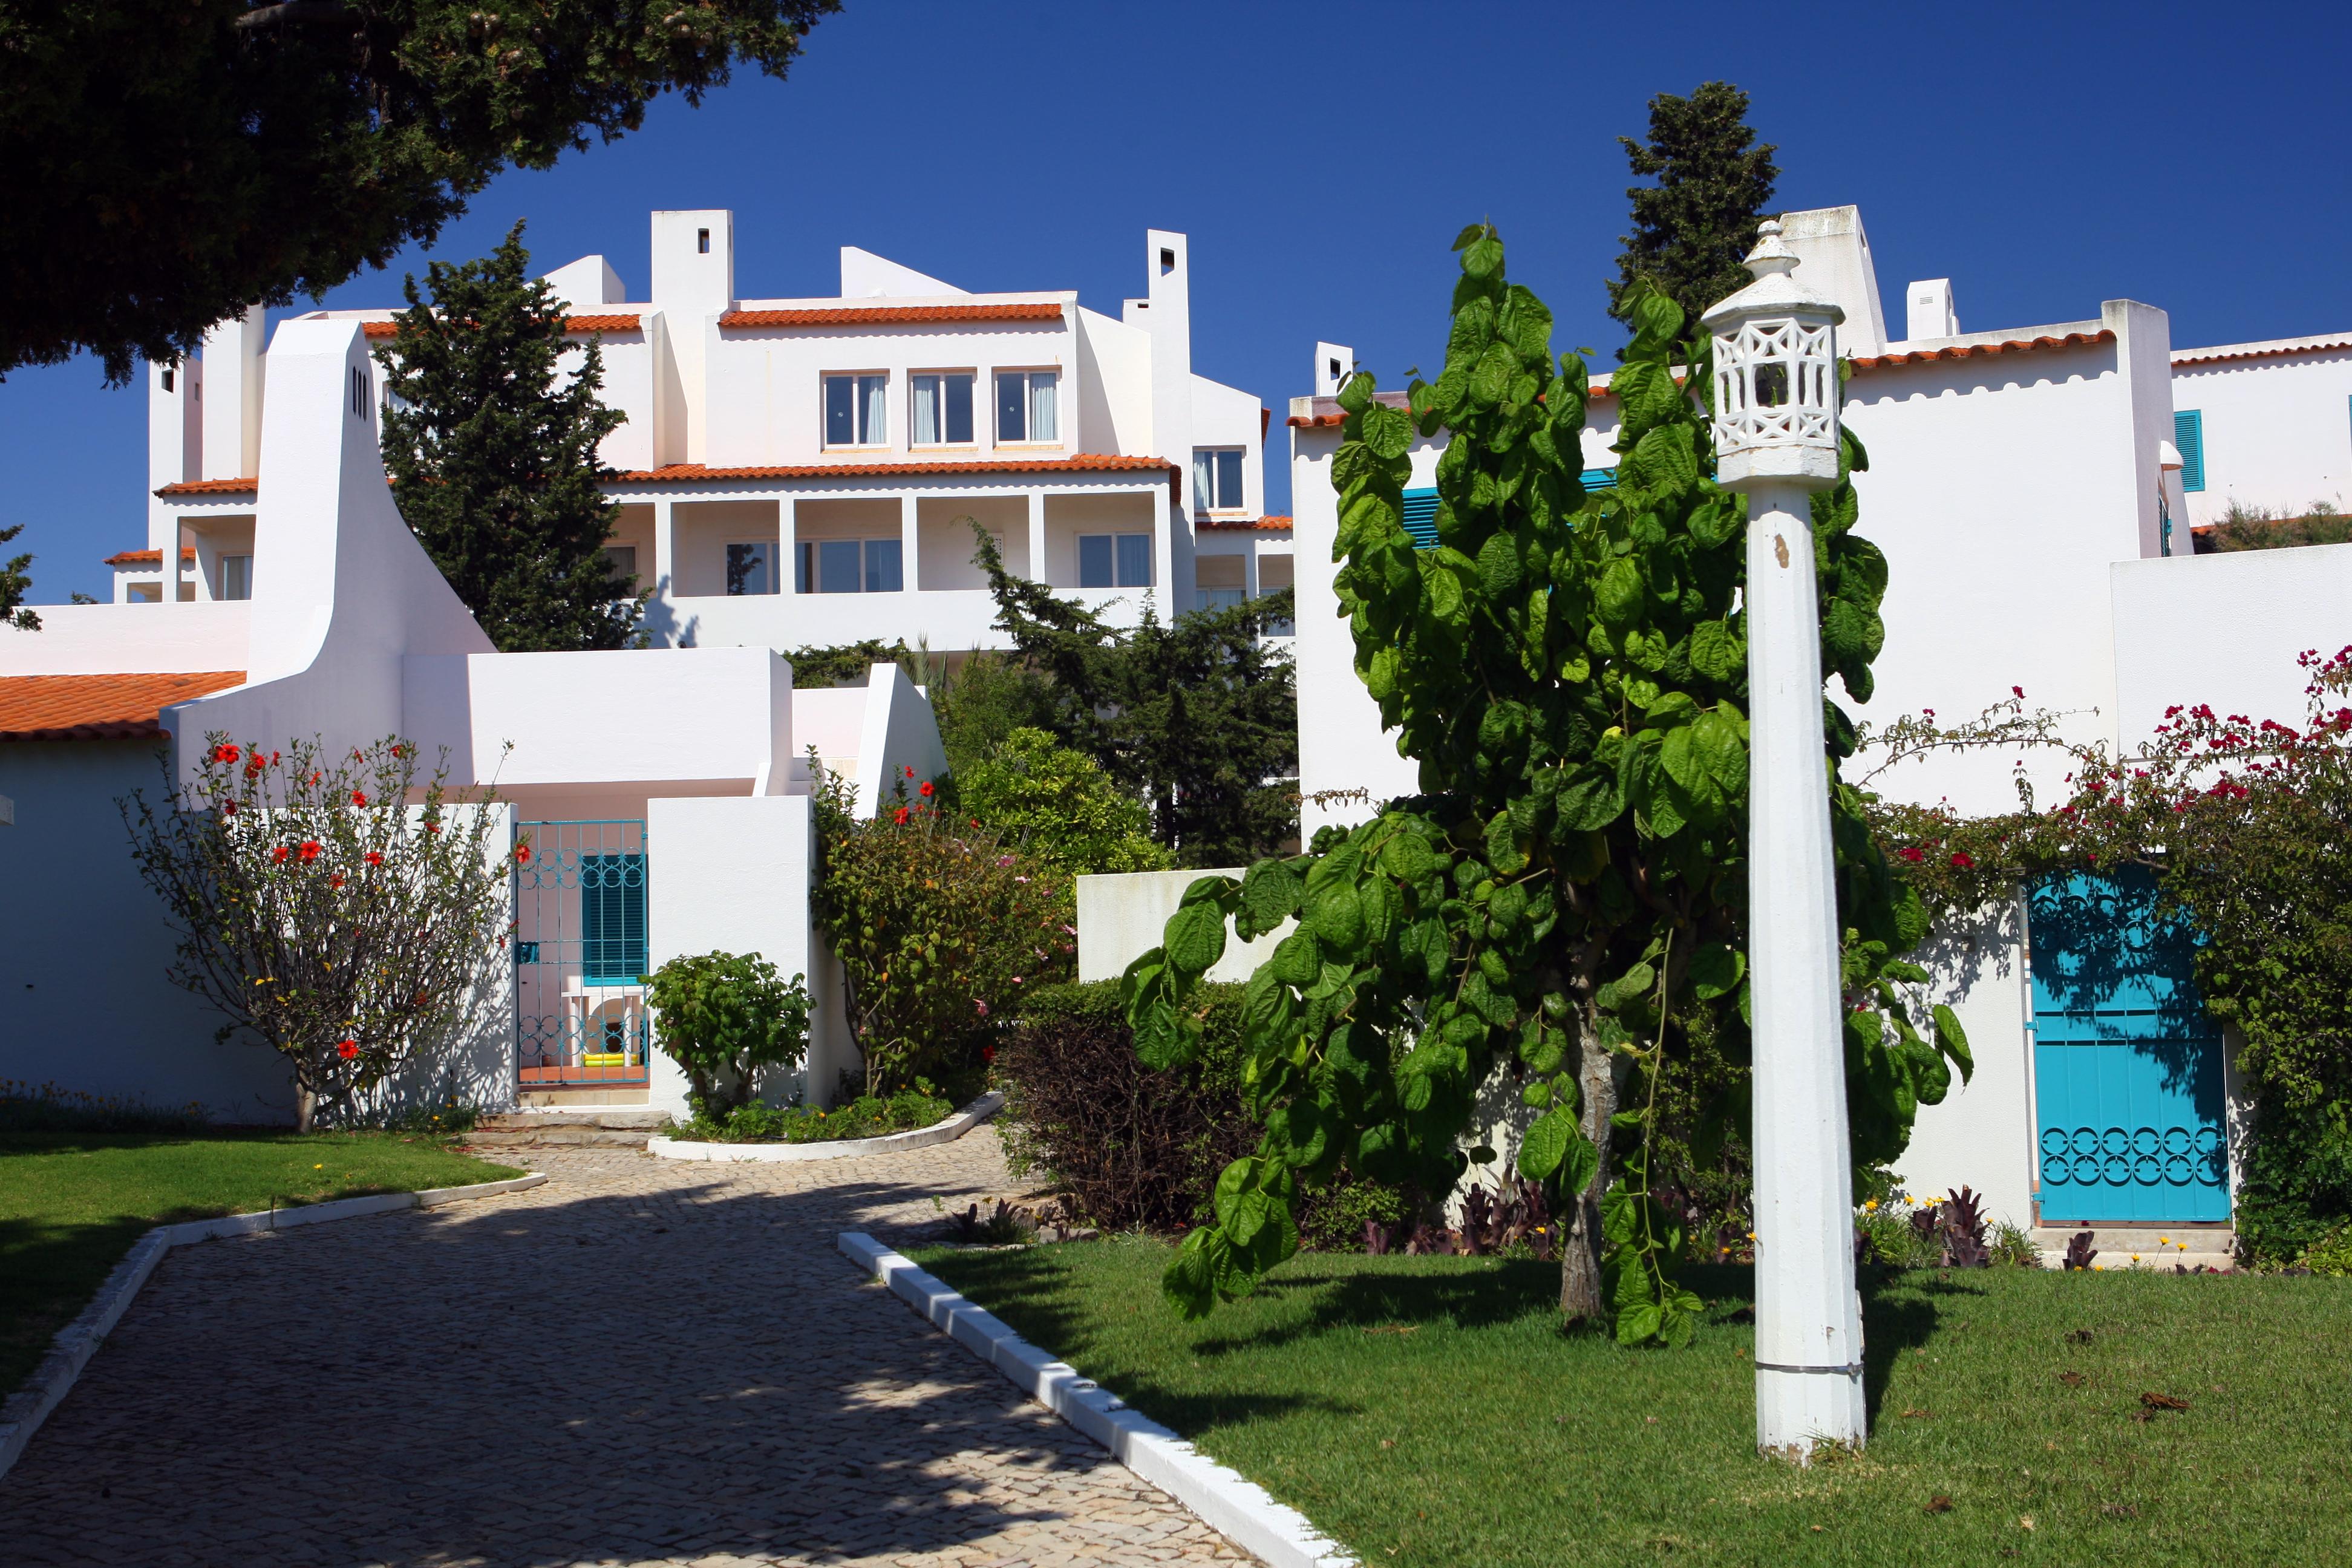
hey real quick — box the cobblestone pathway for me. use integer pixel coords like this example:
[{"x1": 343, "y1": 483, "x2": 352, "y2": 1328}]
[{"x1": 0, "y1": 1131, "x2": 1253, "y2": 1567}]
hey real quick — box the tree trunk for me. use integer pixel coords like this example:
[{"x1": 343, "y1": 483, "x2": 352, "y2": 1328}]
[
  {"x1": 1559, "y1": 1018, "x2": 1619, "y2": 1324},
  {"x1": 294, "y1": 1080, "x2": 318, "y2": 1134}
]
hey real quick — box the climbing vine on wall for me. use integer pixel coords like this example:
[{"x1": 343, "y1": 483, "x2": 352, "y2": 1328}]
[{"x1": 1122, "y1": 227, "x2": 1970, "y2": 1343}]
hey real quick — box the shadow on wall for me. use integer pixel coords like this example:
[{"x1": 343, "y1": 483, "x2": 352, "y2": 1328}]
[
  {"x1": 2027, "y1": 867, "x2": 2213, "y2": 1098},
  {"x1": 638, "y1": 579, "x2": 694, "y2": 649},
  {"x1": 1915, "y1": 890, "x2": 2024, "y2": 1005}
]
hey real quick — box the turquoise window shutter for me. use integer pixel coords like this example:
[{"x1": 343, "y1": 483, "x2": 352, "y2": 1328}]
[
  {"x1": 581, "y1": 854, "x2": 647, "y2": 983},
  {"x1": 1400, "y1": 488, "x2": 1439, "y2": 550},
  {"x1": 1581, "y1": 467, "x2": 1619, "y2": 491},
  {"x1": 2174, "y1": 410, "x2": 2204, "y2": 492}
]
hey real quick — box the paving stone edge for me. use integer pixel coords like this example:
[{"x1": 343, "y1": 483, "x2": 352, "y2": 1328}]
[
  {"x1": 650, "y1": 1091, "x2": 1005, "y2": 1163},
  {"x1": 0, "y1": 1171, "x2": 548, "y2": 1482},
  {"x1": 838, "y1": 1230, "x2": 1358, "y2": 1568}
]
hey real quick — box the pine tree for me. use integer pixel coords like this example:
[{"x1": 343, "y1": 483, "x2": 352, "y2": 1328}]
[
  {"x1": 1607, "y1": 82, "x2": 1780, "y2": 343},
  {"x1": 377, "y1": 223, "x2": 639, "y2": 652}
]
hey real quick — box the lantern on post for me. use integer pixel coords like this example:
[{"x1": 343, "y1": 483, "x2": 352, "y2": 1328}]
[{"x1": 1699, "y1": 220, "x2": 1866, "y2": 1459}]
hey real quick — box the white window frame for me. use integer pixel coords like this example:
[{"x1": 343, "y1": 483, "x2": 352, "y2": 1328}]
[
  {"x1": 1193, "y1": 447, "x2": 1246, "y2": 512},
  {"x1": 822, "y1": 371, "x2": 890, "y2": 448},
  {"x1": 910, "y1": 370, "x2": 978, "y2": 448},
  {"x1": 995, "y1": 369, "x2": 1060, "y2": 446},
  {"x1": 1076, "y1": 532, "x2": 1152, "y2": 589},
  {"x1": 795, "y1": 537, "x2": 905, "y2": 595},
  {"x1": 218, "y1": 554, "x2": 253, "y2": 601}
]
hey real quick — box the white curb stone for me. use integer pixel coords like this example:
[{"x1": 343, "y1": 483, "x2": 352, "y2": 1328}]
[
  {"x1": 0, "y1": 1171, "x2": 547, "y2": 1481},
  {"x1": 838, "y1": 1231, "x2": 1357, "y2": 1568},
  {"x1": 650, "y1": 1091, "x2": 1004, "y2": 1163}
]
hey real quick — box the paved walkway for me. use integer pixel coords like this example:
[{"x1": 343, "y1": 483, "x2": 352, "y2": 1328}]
[{"x1": 0, "y1": 1131, "x2": 1252, "y2": 1567}]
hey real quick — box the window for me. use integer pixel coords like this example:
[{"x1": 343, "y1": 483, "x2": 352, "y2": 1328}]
[
  {"x1": 824, "y1": 373, "x2": 888, "y2": 446},
  {"x1": 127, "y1": 581, "x2": 161, "y2": 603},
  {"x1": 1196, "y1": 554, "x2": 1245, "y2": 613},
  {"x1": 996, "y1": 371, "x2": 1059, "y2": 443},
  {"x1": 1078, "y1": 532, "x2": 1152, "y2": 589},
  {"x1": 160, "y1": 367, "x2": 174, "y2": 393},
  {"x1": 218, "y1": 555, "x2": 252, "y2": 601},
  {"x1": 796, "y1": 537, "x2": 903, "y2": 593},
  {"x1": 726, "y1": 542, "x2": 775, "y2": 596},
  {"x1": 912, "y1": 373, "x2": 975, "y2": 445},
  {"x1": 2175, "y1": 410, "x2": 2205, "y2": 492},
  {"x1": 601, "y1": 545, "x2": 637, "y2": 584},
  {"x1": 349, "y1": 366, "x2": 370, "y2": 419},
  {"x1": 697, "y1": 227, "x2": 710, "y2": 255},
  {"x1": 580, "y1": 854, "x2": 647, "y2": 984},
  {"x1": 1193, "y1": 448, "x2": 1245, "y2": 511}
]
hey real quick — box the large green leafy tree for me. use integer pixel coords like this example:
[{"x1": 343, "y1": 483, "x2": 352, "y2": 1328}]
[
  {"x1": 0, "y1": 1, "x2": 835, "y2": 384},
  {"x1": 1123, "y1": 229, "x2": 1967, "y2": 1343},
  {"x1": 1607, "y1": 82, "x2": 1780, "y2": 343},
  {"x1": 377, "y1": 222, "x2": 639, "y2": 651},
  {"x1": 976, "y1": 532, "x2": 1298, "y2": 867}
]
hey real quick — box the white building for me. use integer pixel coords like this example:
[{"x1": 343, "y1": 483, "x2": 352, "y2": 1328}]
[
  {"x1": 116, "y1": 212, "x2": 1294, "y2": 656},
  {"x1": 5, "y1": 315, "x2": 950, "y2": 1124},
  {"x1": 1260, "y1": 206, "x2": 2352, "y2": 1256}
]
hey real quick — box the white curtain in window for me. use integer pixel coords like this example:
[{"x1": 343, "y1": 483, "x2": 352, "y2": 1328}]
[
  {"x1": 913, "y1": 375, "x2": 939, "y2": 445},
  {"x1": 861, "y1": 375, "x2": 887, "y2": 444},
  {"x1": 1193, "y1": 451, "x2": 1214, "y2": 508},
  {"x1": 1029, "y1": 373, "x2": 1057, "y2": 442}
]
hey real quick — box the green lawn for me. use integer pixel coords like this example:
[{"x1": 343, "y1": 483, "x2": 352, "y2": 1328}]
[
  {"x1": 917, "y1": 1240, "x2": 2352, "y2": 1567},
  {"x1": 1, "y1": 1130, "x2": 519, "y2": 1396}
]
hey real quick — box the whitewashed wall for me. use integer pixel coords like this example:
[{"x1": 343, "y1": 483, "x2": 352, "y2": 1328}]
[
  {"x1": 1075, "y1": 869, "x2": 1291, "y2": 984},
  {"x1": 2172, "y1": 342, "x2": 2352, "y2": 527},
  {"x1": 2111, "y1": 541, "x2": 2352, "y2": 745}
]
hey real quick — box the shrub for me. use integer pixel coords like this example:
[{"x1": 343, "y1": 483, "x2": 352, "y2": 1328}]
[
  {"x1": 120, "y1": 734, "x2": 512, "y2": 1131},
  {"x1": 641, "y1": 951, "x2": 811, "y2": 1118},
  {"x1": 674, "y1": 1083, "x2": 950, "y2": 1144},
  {"x1": 2236, "y1": 1098, "x2": 2352, "y2": 1267},
  {"x1": 812, "y1": 760, "x2": 1074, "y2": 1095},
  {"x1": 0, "y1": 1079, "x2": 207, "y2": 1134},
  {"x1": 958, "y1": 727, "x2": 1169, "y2": 875},
  {"x1": 998, "y1": 979, "x2": 1417, "y2": 1239}
]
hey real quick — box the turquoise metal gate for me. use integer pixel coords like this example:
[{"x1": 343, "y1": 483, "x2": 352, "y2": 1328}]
[
  {"x1": 2029, "y1": 869, "x2": 2229, "y2": 1223},
  {"x1": 514, "y1": 820, "x2": 650, "y2": 1089}
]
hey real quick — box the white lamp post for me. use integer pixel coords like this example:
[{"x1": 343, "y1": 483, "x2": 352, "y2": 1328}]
[{"x1": 1700, "y1": 220, "x2": 1867, "y2": 1458}]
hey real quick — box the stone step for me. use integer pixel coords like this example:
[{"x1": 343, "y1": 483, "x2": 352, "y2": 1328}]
[
  {"x1": 2033, "y1": 1224, "x2": 2236, "y2": 1271},
  {"x1": 466, "y1": 1109, "x2": 669, "y2": 1148}
]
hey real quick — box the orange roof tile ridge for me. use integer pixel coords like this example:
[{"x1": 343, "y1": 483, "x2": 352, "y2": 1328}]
[
  {"x1": 718, "y1": 302, "x2": 1065, "y2": 328},
  {"x1": 103, "y1": 547, "x2": 199, "y2": 566},
  {"x1": 361, "y1": 315, "x2": 641, "y2": 339},
  {"x1": 2172, "y1": 332, "x2": 2352, "y2": 368},
  {"x1": 154, "y1": 477, "x2": 259, "y2": 497}
]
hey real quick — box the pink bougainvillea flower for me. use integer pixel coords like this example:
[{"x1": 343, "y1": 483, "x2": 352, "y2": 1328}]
[
  {"x1": 1950, "y1": 851, "x2": 1975, "y2": 869},
  {"x1": 1014, "y1": 875, "x2": 1030, "y2": 884},
  {"x1": 973, "y1": 999, "x2": 990, "y2": 1016},
  {"x1": 337, "y1": 1039, "x2": 359, "y2": 1060},
  {"x1": 364, "y1": 851, "x2": 384, "y2": 867},
  {"x1": 1900, "y1": 848, "x2": 1924, "y2": 863},
  {"x1": 2012, "y1": 685, "x2": 2025, "y2": 699},
  {"x1": 351, "y1": 790, "x2": 368, "y2": 806},
  {"x1": 298, "y1": 840, "x2": 323, "y2": 863},
  {"x1": 997, "y1": 855, "x2": 1015, "y2": 867},
  {"x1": 272, "y1": 844, "x2": 290, "y2": 863},
  {"x1": 918, "y1": 780, "x2": 934, "y2": 797}
]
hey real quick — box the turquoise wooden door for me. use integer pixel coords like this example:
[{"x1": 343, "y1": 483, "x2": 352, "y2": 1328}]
[{"x1": 2029, "y1": 870, "x2": 2230, "y2": 1222}]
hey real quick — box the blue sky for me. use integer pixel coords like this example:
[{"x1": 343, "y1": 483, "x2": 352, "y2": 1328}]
[{"x1": 5, "y1": 0, "x2": 2348, "y2": 603}]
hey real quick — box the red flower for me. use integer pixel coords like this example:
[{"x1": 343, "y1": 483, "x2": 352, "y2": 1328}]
[
  {"x1": 329, "y1": 874, "x2": 345, "y2": 889},
  {"x1": 426, "y1": 822, "x2": 441, "y2": 834},
  {"x1": 2011, "y1": 685, "x2": 2025, "y2": 699},
  {"x1": 309, "y1": 771, "x2": 322, "y2": 785},
  {"x1": 973, "y1": 998, "x2": 990, "y2": 1016},
  {"x1": 1900, "y1": 847, "x2": 1924, "y2": 863},
  {"x1": 364, "y1": 850, "x2": 384, "y2": 867},
  {"x1": 1950, "y1": 851, "x2": 1975, "y2": 869},
  {"x1": 298, "y1": 840, "x2": 322, "y2": 863},
  {"x1": 514, "y1": 845, "x2": 532, "y2": 863},
  {"x1": 222, "y1": 800, "x2": 238, "y2": 816},
  {"x1": 337, "y1": 1039, "x2": 358, "y2": 1060},
  {"x1": 918, "y1": 780, "x2": 934, "y2": 797},
  {"x1": 212, "y1": 743, "x2": 240, "y2": 764},
  {"x1": 904, "y1": 764, "x2": 916, "y2": 778},
  {"x1": 272, "y1": 844, "x2": 290, "y2": 863},
  {"x1": 351, "y1": 790, "x2": 368, "y2": 806},
  {"x1": 981, "y1": 1045, "x2": 998, "y2": 1064},
  {"x1": 893, "y1": 806, "x2": 910, "y2": 825}
]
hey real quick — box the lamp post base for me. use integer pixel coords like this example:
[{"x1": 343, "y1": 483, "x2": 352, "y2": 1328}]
[{"x1": 1756, "y1": 1361, "x2": 1867, "y2": 1460}]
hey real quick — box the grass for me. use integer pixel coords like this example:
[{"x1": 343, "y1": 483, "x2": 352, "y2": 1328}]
[
  {"x1": 916, "y1": 1241, "x2": 2352, "y2": 1567},
  {"x1": 1, "y1": 1128, "x2": 520, "y2": 1397}
]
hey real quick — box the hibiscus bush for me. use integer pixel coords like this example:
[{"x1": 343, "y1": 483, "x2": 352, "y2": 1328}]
[
  {"x1": 810, "y1": 759, "x2": 1075, "y2": 1096},
  {"x1": 120, "y1": 734, "x2": 512, "y2": 1130}
]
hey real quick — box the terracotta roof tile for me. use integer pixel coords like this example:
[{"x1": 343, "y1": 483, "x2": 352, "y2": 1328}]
[
  {"x1": 718, "y1": 303, "x2": 1063, "y2": 328},
  {"x1": 0, "y1": 671, "x2": 246, "y2": 742},
  {"x1": 2172, "y1": 334, "x2": 2352, "y2": 368},
  {"x1": 103, "y1": 547, "x2": 197, "y2": 567},
  {"x1": 361, "y1": 315, "x2": 641, "y2": 339},
  {"x1": 1847, "y1": 329, "x2": 2114, "y2": 371},
  {"x1": 606, "y1": 454, "x2": 1176, "y2": 485},
  {"x1": 154, "y1": 477, "x2": 257, "y2": 498},
  {"x1": 1198, "y1": 515, "x2": 1292, "y2": 531}
]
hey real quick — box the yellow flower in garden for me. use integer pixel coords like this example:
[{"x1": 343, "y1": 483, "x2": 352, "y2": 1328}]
[
  {"x1": 2159, "y1": 1236, "x2": 2170, "y2": 1246},
  {"x1": 314, "y1": 1163, "x2": 324, "y2": 1170},
  {"x1": 1864, "y1": 1199, "x2": 1879, "y2": 1212},
  {"x1": 1746, "y1": 1230, "x2": 1757, "y2": 1241}
]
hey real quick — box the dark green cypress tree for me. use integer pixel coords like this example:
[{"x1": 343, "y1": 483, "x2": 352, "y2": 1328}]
[
  {"x1": 1606, "y1": 82, "x2": 1780, "y2": 345},
  {"x1": 376, "y1": 223, "x2": 640, "y2": 652}
]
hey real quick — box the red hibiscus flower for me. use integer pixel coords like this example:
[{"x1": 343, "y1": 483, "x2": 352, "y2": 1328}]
[
  {"x1": 351, "y1": 790, "x2": 368, "y2": 806},
  {"x1": 329, "y1": 874, "x2": 345, "y2": 889},
  {"x1": 918, "y1": 780, "x2": 934, "y2": 797},
  {"x1": 1950, "y1": 851, "x2": 1975, "y2": 869},
  {"x1": 1900, "y1": 847, "x2": 1924, "y2": 863},
  {"x1": 337, "y1": 1039, "x2": 359, "y2": 1060},
  {"x1": 904, "y1": 765, "x2": 915, "y2": 778},
  {"x1": 212, "y1": 743, "x2": 240, "y2": 764},
  {"x1": 981, "y1": 1045, "x2": 998, "y2": 1064},
  {"x1": 222, "y1": 800, "x2": 238, "y2": 816},
  {"x1": 272, "y1": 844, "x2": 290, "y2": 863},
  {"x1": 364, "y1": 851, "x2": 384, "y2": 867},
  {"x1": 514, "y1": 845, "x2": 532, "y2": 863},
  {"x1": 892, "y1": 806, "x2": 911, "y2": 825},
  {"x1": 298, "y1": 840, "x2": 322, "y2": 863}
]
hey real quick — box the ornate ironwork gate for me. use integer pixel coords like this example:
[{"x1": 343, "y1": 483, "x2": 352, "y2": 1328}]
[{"x1": 514, "y1": 819, "x2": 650, "y2": 1089}]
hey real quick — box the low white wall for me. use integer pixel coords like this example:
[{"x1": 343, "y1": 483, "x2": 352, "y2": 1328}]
[
  {"x1": 1075, "y1": 869, "x2": 1290, "y2": 984},
  {"x1": 2111, "y1": 542, "x2": 2352, "y2": 748},
  {"x1": 0, "y1": 602, "x2": 250, "y2": 678},
  {"x1": 854, "y1": 662, "x2": 950, "y2": 818},
  {"x1": 1892, "y1": 898, "x2": 2037, "y2": 1232},
  {"x1": 644, "y1": 793, "x2": 847, "y2": 1115}
]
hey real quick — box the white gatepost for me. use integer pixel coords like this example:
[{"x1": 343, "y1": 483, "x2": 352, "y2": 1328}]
[{"x1": 1699, "y1": 221, "x2": 1866, "y2": 1458}]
